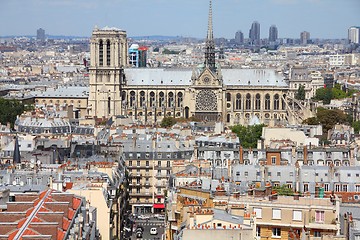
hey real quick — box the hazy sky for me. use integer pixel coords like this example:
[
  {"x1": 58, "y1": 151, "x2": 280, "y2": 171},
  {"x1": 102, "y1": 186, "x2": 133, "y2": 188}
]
[{"x1": 0, "y1": 0, "x2": 359, "y2": 39}]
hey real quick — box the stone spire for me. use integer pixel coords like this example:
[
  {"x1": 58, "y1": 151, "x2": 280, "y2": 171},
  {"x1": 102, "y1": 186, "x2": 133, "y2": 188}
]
[
  {"x1": 204, "y1": 0, "x2": 216, "y2": 73},
  {"x1": 207, "y1": 0, "x2": 214, "y2": 41},
  {"x1": 13, "y1": 135, "x2": 21, "y2": 164}
]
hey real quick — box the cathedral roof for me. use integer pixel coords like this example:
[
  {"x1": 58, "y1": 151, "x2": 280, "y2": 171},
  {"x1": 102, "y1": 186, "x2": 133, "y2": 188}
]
[{"x1": 124, "y1": 68, "x2": 288, "y2": 87}]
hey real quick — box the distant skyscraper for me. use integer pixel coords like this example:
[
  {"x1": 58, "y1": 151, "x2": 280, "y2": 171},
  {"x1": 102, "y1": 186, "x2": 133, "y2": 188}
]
[
  {"x1": 268, "y1": 25, "x2": 278, "y2": 42},
  {"x1": 348, "y1": 26, "x2": 360, "y2": 44},
  {"x1": 249, "y1": 21, "x2": 260, "y2": 45},
  {"x1": 235, "y1": 30, "x2": 244, "y2": 44},
  {"x1": 300, "y1": 31, "x2": 310, "y2": 45},
  {"x1": 37, "y1": 28, "x2": 45, "y2": 42}
]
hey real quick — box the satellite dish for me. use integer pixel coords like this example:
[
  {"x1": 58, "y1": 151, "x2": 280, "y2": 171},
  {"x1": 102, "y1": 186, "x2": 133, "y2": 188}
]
[
  {"x1": 30, "y1": 163, "x2": 35, "y2": 169},
  {"x1": 37, "y1": 160, "x2": 41, "y2": 165},
  {"x1": 13, "y1": 181, "x2": 17, "y2": 186},
  {"x1": 30, "y1": 159, "x2": 35, "y2": 164},
  {"x1": 20, "y1": 181, "x2": 24, "y2": 186}
]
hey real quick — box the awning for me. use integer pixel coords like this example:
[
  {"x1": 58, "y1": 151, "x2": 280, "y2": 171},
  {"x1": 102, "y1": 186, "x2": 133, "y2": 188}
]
[{"x1": 153, "y1": 203, "x2": 165, "y2": 209}]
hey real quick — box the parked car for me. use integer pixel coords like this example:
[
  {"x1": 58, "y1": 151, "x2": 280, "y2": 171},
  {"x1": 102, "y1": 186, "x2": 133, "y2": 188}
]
[
  {"x1": 137, "y1": 215, "x2": 150, "y2": 220},
  {"x1": 136, "y1": 226, "x2": 144, "y2": 233},
  {"x1": 136, "y1": 231, "x2": 143, "y2": 238},
  {"x1": 150, "y1": 227, "x2": 158, "y2": 235},
  {"x1": 157, "y1": 215, "x2": 165, "y2": 220}
]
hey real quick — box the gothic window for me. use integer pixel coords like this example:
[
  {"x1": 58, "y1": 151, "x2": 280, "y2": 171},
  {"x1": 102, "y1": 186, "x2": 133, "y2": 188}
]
[
  {"x1": 106, "y1": 40, "x2": 111, "y2": 66},
  {"x1": 255, "y1": 94, "x2": 261, "y2": 110},
  {"x1": 196, "y1": 90, "x2": 217, "y2": 111},
  {"x1": 140, "y1": 91, "x2": 146, "y2": 107},
  {"x1": 99, "y1": 40, "x2": 103, "y2": 66},
  {"x1": 274, "y1": 94, "x2": 280, "y2": 110},
  {"x1": 226, "y1": 93, "x2": 231, "y2": 102},
  {"x1": 108, "y1": 97, "x2": 111, "y2": 115},
  {"x1": 150, "y1": 91, "x2": 155, "y2": 107},
  {"x1": 159, "y1": 92, "x2": 165, "y2": 107},
  {"x1": 245, "y1": 93, "x2": 251, "y2": 110},
  {"x1": 130, "y1": 91, "x2": 136, "y2": 108},
  {"x1": 168, "y1": 92, "x2": 174, "y2": 108},
  {"x1": 121, "y1": 91, "x2": 126, "y2": 102},
  {"x1": 235, "y1": 93, "x2": 241, "y2": 110},
  {"x1": 177, "y1": 92, "x2": 183, "y2": 108},
  {"x1": 282, "y1": 94, "x2": 286, "y2": 110},
  {"x1": 265, "y1": 94, "x2": 271, "y2": 110}
]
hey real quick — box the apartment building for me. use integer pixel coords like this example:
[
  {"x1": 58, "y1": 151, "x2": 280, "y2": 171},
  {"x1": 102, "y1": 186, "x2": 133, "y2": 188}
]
[
  {"x1": 214, "y1": 194, "x2": 342, "y2": 239},
  {"x1": 122, "y1": 133, "x2": 193, "y2": 213}
]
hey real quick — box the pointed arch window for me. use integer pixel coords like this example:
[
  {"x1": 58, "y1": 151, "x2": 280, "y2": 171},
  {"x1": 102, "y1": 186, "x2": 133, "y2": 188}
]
[
  {"x1": 235, "y1": 93, "x2": 241, "y2": 110},
  {"x1": 150, "y1": 91, "x2": 155, "y2": 107},
  {"x1": 245, "y1": 93, "x2": 251, "y2": 110},
  {"x1": 226, "y1": 93, "x2": 231, "y2": 102},
  {"x1": 265, "y1": 94, "x2": 271, "y2": 110},
  {"x1": 274, "y1": 94, "x2": 280, "y2": 110},
  {"x1": 108, "y1": 97, "x2": 111, "y2": 115},
  {"x1": 168, "y1": 92, "x2": 174, "y2": 108},
  {"x1": 99, "y1": 40, "x2": 103, "y2": 66},
  {"x1": 130, "y1": 91, "x2": 136, "y2": 108},
  {"x1": 140, "y1": 91, "x2": 146, "y2": 107},
  {"x1": 159, "y1": 92, "x2": 165, "y2": 107},
  {"x1": 177, "y1": 92, "x2": 183, "y2": 108},
  {"x1": 106, "y1": 40, "x2": 111, "y2": 66},
  {"x1": 255, "y1": 94, "x2": 261, "y2": 110}
]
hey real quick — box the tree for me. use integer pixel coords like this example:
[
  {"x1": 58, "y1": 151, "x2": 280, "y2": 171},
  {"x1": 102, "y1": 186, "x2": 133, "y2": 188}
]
[
  {"x1": 316, "y1": 107, "x2": 348, "y2": 133},
  {"x1": 160, "y1": 117, "x2": 176, "y2": 128},
  {"x1": 315, "y1": 87, "x2": 332, "y2": 104},
  {"x1": 273, "y1": 185, "x2": 294, "y2": 196},
  {"x1": 295, "y1": 85, "x2": 305, "y2": 100},
  {"x1": 230, "y1": 124, "x2": 265, "y2": 148},
  {"x1": 0, "y1": 98, "x2": 27, "y2": 128},
  {"x1": 352, "y1": 121, "x2": 360, "y2": 134},
  {"x1": 303, "y1": 107, "x2": 349, "y2": 134}
]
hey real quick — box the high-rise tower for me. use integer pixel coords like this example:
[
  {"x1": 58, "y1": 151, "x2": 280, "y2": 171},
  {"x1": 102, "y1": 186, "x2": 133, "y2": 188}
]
[
  {"x1": 36, "y1": 28, "x2": 45, "y2": 42},
  {"x1": 204, "y1": 0, "x2": 216, "y2": 73},
  {"x1": 300, "y1": 31, "x2": 310, "y2": 45},
  {"x1": 88, "y1": 27, "x2": 128, "y2": 119},
  {"x1": 249, "y1": 21, "x2": 260, "y2": 45},
  {"x1": 348, "y1": 26, "x2": 360, "y2": 44},
  {"x1": 269, "y1": 25, "x2": 278, "y2": 43},
  {"x1": 235, "y1": 30, "x2": 244, "y2": 44}
]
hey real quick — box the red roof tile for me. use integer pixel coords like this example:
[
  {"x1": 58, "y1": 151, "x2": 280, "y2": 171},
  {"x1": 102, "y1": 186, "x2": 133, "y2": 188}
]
[
  {"x1": 57, "y1": 229, "x2": 65, "y2": 240},
  {"x1": 72, "y1": 197, "x2": 81, "y2": 210},
  {"x1": 62, "y1": 217, "x2": 70, "y2": 230},
  {"x1": 68, "y1": 209, "x2": 75, "y2": 220}
]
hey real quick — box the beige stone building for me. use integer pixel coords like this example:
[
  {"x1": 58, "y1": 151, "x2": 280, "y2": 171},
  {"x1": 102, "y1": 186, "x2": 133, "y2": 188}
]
[
  {"x1": 214, "y1": 194, "x2": 342, "y2": 240},
  {"x1": 88, "y1": 2, "x2": 313, "y2": 126}
]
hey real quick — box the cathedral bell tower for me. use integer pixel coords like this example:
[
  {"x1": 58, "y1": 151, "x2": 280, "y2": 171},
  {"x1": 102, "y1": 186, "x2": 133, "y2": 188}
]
[{"x1": 88, "y1": 27, "x2": 128, "y2": 120}]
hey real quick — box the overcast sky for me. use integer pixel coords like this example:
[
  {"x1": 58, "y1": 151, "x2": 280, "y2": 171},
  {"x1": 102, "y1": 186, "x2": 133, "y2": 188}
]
[{"x1": 0, "y1": 0, "x2": 359, "y2": 39}]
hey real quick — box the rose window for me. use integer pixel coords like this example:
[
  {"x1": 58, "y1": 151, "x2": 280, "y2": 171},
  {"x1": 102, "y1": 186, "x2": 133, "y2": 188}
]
[{"x1": 196, "y1": 90, "x2": 217, "y2": 111}]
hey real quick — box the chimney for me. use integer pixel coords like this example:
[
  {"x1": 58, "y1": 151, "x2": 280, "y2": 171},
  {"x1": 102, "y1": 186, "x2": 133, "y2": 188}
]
[
  {"x1": 133, "y1": 133, "x2": 138, "y2": 150},
  {"x1": 13, "y1": 136, "x2": 21, "y2": 165},
  {"x1": 193, "y1": 144, "x2": 198, "y2": 161},
  {"x1": 303, "y1": 145, "x2": 308, "y2": 165},
  {"x1": 239, "y1": 146, "x2": 243, "y2": 164},
  {"x1": 67, "y1": 105, "x2": 74, "y2": 119}
]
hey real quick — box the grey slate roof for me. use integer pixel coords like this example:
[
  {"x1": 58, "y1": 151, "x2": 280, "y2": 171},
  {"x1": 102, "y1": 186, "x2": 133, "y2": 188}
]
[{"x1": 124, "y1": 68, "x2": 288, "y2": 87}]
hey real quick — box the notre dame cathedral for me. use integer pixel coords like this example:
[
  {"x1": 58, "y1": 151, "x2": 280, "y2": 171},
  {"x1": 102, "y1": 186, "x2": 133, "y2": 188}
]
[{"x1": 88, "y1": 1, "x2": 312, "y2": 126}]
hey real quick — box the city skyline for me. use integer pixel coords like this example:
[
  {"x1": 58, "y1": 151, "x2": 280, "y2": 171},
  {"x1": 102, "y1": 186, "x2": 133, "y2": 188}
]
[{"x1": 0, "y1": 0, "x2": 359, "y2": 39}]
